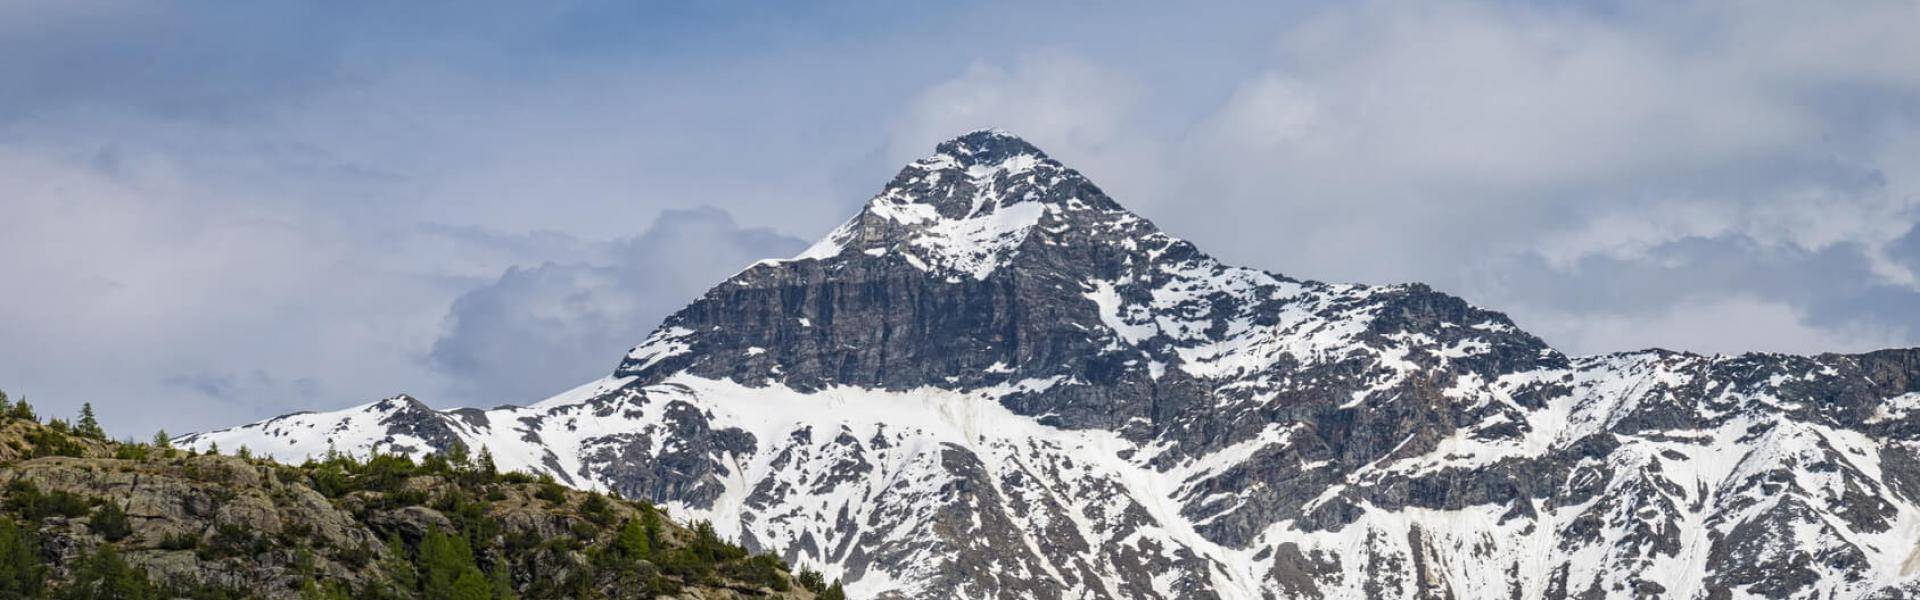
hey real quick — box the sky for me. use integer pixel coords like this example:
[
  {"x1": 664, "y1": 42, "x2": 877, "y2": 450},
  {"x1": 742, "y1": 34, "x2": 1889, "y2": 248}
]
[{"x1": 2, "y1": 1, "x2": 1918, "y2": 436}]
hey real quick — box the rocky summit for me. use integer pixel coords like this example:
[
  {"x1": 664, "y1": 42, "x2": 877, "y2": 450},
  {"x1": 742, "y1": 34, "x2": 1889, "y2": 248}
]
[{"x1": 184, "y1": 130, "x2": 1920, "y2": 599}]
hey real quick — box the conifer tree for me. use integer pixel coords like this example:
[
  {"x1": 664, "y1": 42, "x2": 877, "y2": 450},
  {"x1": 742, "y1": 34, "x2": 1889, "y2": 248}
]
[
  {"x1": 8, "y1": 396, "x2": 34, "y2": 422},
  {"x1": 418, "y1": 528, "x2": 486, "y2": 600},
  {"x1": 488, "y1": 561, "x2": 517, "y2": 600},
  {"x1": 476, "y1": 446, "x2": 498, "y2": 477},
  {"x1": 641, "y1": 507, "x2": 664, "y2": 549},
  {"x1": 0, "y1": 518, "x2": 46, "y2": 598},
  {"x1": 76, "y1": 403, "x2": 105, "y2": 440},
  {"x1": 612, "y1": 518, "x2": 651, "y2": 563},
  {"x1": 448, "y1": 570, "x2": 491, "y2": 600}
]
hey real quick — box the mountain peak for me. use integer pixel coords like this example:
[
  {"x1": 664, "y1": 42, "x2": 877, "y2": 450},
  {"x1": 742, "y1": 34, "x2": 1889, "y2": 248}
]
[
  {"x1": 932, "y1": 129, "x2": 1048, "y2": 165},
  {"x1": 181, "y1": 126, "x2": 1920, "y2": 599},
  {"x1": 787, "y1": 129, "x2": 1125, "y2": 276}
]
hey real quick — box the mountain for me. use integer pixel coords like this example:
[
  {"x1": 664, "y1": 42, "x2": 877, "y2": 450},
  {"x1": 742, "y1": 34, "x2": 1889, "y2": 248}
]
[{"x1": 182, "y1": 130, "x2": 1920, "y2": 599}]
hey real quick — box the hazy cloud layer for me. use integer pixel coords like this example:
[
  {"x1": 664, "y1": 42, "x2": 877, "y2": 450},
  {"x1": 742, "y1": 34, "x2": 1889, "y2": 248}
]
[
  {"x1": 1, "y1": 1, "x2": 1915, "y2": 435},
  {"x1": 429, "y1": 208, "x2": 803, "y2": 407}
]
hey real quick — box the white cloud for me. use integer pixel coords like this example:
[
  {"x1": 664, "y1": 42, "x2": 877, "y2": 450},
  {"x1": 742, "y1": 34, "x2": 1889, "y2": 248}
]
[
  {"x1": 1518, "y1": 295, "x2": 1908, "y2": 357},
  {"x1": 889, "y1": 52, "x2": 1141, "y2": 164},
  {"x1": 0, "y1": 146, "x2": 470, "y2": 433},
  {"x1": 1151, "y1": 1, "x2": 1920, "y2": 353},
  {"x1": 6, "y1": 0, "x2": 1919, "y2": 434},
  {"x1": 884, "y1": 51, "x2": 1171, "y2": 201}
]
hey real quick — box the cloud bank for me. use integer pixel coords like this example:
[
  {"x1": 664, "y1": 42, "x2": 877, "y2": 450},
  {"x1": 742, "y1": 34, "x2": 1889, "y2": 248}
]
[{"x1": 1, "y1": 1, "x2": 1915, "y2": 435}]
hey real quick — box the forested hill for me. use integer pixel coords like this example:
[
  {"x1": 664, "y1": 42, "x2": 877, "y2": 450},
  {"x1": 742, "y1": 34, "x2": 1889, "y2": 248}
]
[{"x1": 0, "y1": 387, "x2": 838, "y2": 599}]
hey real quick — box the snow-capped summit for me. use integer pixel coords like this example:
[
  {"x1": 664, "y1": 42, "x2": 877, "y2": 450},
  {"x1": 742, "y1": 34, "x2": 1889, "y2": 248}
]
[
  {"x1": 184, "y1": 131, "x2": 1920, "y2": 599},
  {"x1": 791, "y1": 129, "x2": 1123, "y2": 280},
  {"x1": 933, "y1": 128, "x2": 1049, "y2": 164}
]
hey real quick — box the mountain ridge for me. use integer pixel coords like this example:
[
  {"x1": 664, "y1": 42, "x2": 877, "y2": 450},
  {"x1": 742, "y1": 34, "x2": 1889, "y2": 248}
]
[{"x1": 184, "y1": 131, "x2": 1920, "y2": 599}]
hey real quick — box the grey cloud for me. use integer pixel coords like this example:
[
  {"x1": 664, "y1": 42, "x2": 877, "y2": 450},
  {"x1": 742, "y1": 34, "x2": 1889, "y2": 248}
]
[
  {"x1": 1482, "y1": 234, "x2": 1920, "y2": 354},
  {"x1": 1892, "y1": 225, "x2": 1920, "y2": 275},
  {"x1": 428, "y1": 207, "x2": 805, "y2": 407},
  {"x1": 162, "y1": 371, "x2": 321, "y2": 404},
  {"x1": 5, "y1": 0, "x2": 1919, "y2": 436}
]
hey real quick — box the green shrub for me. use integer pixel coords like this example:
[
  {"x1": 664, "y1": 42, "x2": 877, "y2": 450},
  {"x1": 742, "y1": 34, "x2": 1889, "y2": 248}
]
[
  {"x1": 360, "y1": 454, "x2": 418, "y2": 493},
  {"x1": 310, "y1": 462, "x2": 351, "y2": 498},
  {"x1": 579, "y1": 493, "x2": 613, "y2": 526},
  {"x1": 534, "y1": 480, "x2": 567, "y2": 506},
  {"x1": 89, "y1": 503, "x2": 132, "y2": 542},
  {"x1": 158, "y1": 531, "x2": 200, "y2": 551},
  {"x1": 653, "y1": 548, "x2": 712, "y2": 582},
  {"x1": 63, "y1": 544, "x2": 157, "y2": 599},
  {"x1": 726, "y1": 554, "x2": 788, "y2": 591},
  {"x1": 334, "y1": 540, "x2": 376, "y2": 570},
  {"x1": 24, "y1": 428, "x2": 85, "y2": 458},
  {"x1": 688, "y1": 521, "x2": 746, "y2": 563},
  {"x1": 201, "y1": 522, "x2": 268, "y2": 559},
  {"x1": 5, "y1": 480, "x2": 90, "y2": 521},
  {"x1": 112, "y1": 443, "x2": 150, "y2": 461}
]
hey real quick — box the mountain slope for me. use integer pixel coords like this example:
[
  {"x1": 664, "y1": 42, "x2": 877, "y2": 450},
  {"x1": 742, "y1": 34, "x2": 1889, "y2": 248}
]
[
  {"x1": 184, "y1": 130, "x2": 1920, "y2": 599},
  {"x1": 0, "y1": 397, "x2": 826, "y2": 599}
]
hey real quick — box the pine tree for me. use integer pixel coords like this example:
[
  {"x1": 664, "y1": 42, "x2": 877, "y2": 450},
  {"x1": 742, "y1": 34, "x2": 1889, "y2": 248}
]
[
  {"x1": 0, "y1": 388, "x2": 11, "y2": 414},
  {"x1": 821, "y1": 580, "x2": 847, "y2": 600},
  {"x1": 0, "y1": 518, "x2": 46, "y2": 598},
  {"x1": 151, "y1": 429, "x2": 172, "y2": 449},
  {"x1": 439, "y1": 442, "x2": 470, "y2": 472},
  {"x1": 476, "y1": 447, "x2": 498, "y2": 478},
  {"x1": 797, "y1": 568, "x2": 827, "y2": 594},
  {"x1": 487, "y1": 561, "x2": 517, "y2": 600},
  {"x1": 612, "y1": 518, "x2": 651, "y2": 563},
  {"x1": 8, "y1": 396, "x2": 34, "y2": 422},
  {"x1": 418, "y1": 528, "x2": 486, "y2": 600},
  {"x1": 448, "y1": 569, "x2": 491, "y2": 600},
  {"x1": 206, "y1": 441, "x2": 219, "y2": 456},
  {"x1": 76, "y1": 403, "x2": 105, "y2": 440},
  {"x1": 641, "y1": 507, "x2": 663, "y2": 550}
]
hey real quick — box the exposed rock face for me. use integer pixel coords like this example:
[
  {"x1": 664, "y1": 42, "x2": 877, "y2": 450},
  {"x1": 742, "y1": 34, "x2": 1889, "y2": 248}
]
[{"x1": 186, "y1": 131, "x2": 1920, "y2": 599}]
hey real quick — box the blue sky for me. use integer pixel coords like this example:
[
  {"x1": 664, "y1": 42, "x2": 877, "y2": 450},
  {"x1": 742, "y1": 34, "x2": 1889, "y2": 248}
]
[{"x1": 3, "y1": 1, "x2": 1918, "y2": 435}]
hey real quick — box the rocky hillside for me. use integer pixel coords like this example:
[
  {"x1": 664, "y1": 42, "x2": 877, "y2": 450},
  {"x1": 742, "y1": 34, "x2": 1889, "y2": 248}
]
[
  {"x1": 0, "y1": 390, "x2": 840, "y2": 599},
  {"x1": 185, "y1": 130, "x2": 1920, "y2": 599}
]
